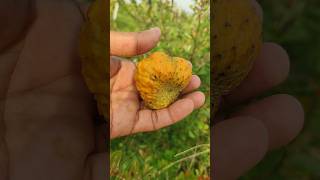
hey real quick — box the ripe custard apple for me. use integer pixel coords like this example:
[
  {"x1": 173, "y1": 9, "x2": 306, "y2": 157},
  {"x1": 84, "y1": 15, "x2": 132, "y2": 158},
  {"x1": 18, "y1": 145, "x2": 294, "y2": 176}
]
[
  {"x1": 135, "y1": 52, "x2": 192, "y2": 109},
  {"x1": 79, "y1": 0, "x2": 108, "y2": 119},
  {"x1": 212, "y1": 0, "x2": 262, "y2": 114}
]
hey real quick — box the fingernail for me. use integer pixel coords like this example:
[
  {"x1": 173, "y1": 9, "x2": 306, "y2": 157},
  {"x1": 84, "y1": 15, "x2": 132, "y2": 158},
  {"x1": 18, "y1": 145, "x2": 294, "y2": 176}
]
[{"x1": 148, "y1": 27, "x2": 161, "y2": 36}]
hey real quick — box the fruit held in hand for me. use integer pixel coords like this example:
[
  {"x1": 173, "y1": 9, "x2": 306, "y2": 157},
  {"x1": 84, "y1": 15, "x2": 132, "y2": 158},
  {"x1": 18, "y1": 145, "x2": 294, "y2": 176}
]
[
  {"x1": 212, "y1": 0, "x2": 262, "y2": 113},
  {"x1": 135, "y1": 52, "x2": 192, "y2": 109},
  {"x1": 79, "y1": 0, "x2": 108, "y2": 119}
]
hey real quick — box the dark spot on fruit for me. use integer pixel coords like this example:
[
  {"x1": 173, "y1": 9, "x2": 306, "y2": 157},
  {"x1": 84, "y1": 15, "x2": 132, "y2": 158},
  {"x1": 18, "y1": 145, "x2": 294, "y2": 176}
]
[
  {"x1": 214, "y1": 54, "x2": 223, "y2": 60},
  {"x1": 213, "y1": 34, "x2": 218, "y2": 40},
  {"x1": 224, "y1": 22, "x2": 232, "y2": 27}
]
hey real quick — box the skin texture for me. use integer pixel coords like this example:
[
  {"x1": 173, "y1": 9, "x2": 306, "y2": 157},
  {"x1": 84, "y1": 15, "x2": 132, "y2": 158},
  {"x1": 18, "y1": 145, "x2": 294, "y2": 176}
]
[
  {"x1": 0, "y1": 0, "x2": 106, "y2": 179},
  {"x1": 213, "y1": 1, "x2": 305, "y2": 179},
  {"x1": 0, "y1": 0, "x2": 35, "y2": 52},
  {"x1": 110, "y1": 29, "x2": 205, "y2": 139}
]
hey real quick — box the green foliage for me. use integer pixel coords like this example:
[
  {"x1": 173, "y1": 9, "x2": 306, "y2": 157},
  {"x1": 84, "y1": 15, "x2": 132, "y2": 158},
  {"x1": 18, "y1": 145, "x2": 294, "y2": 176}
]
[
  {"x1": 241, "y1": 1, "x2": 320, "y2": 179},
  {"x1": 110, "y1": 0, "x2": 210, "y2": 179}
]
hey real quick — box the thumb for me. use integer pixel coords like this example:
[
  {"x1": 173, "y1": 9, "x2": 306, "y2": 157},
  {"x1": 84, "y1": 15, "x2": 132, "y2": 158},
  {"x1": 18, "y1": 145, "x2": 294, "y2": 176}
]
[{"x1": 110, "y1": 27, "x2": 161, "y2": 57}]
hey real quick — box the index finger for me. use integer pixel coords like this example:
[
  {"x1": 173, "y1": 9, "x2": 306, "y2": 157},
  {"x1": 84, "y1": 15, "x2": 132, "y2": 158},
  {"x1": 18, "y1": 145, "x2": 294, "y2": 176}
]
[
  {"x1": 78, "y1": 2, "x2": 161, "y2": 57},
  {"x1": 110, "y1": 28, "x2": 161, "y2": 57}
]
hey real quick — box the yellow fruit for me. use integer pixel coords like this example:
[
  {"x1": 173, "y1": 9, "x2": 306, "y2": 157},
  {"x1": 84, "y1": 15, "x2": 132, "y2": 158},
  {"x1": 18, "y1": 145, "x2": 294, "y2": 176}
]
[
  {"x1": 79, "y1": 0, "x2": 108, "y2": 119},
  {"x1": 135, "y1": 52, "x2": 192, "y2": 109},
  {"x1": 212, "y1": 0, "x2": 262, "y2": 113}
]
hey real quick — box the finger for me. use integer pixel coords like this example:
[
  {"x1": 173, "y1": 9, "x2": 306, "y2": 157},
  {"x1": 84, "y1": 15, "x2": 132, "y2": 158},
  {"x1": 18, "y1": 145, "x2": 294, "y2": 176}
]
[
  {"x1": 133, "y1": 99, "x2": 194, "y2": 133},
  {"x1": 182, "y1": 75, "x2": 201, "y2": 94},
  {"x1": 224, "y1": 43, "x2": 290, "y2": 106},
  {"x1": 182, "y1": 91, "x2": 205, "y2": 109},
  {"x1": 231, "y1": 94, "x2": 304, "y2": 150},
  {"x1": 110, "y1": 28, "x2": 161, "y2": 56},
  {"x1": 213, "y1": 116, "x2": 268, "y2": 179}
]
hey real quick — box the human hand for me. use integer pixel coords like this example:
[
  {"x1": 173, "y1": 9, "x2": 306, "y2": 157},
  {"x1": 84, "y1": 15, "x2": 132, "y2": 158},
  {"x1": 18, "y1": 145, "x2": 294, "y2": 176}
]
[
  {"x1": 110, "y1": 28, "x2": 205, "y2": 139},
  {"x1": 0, "y1": 1, "x2": 106, "y2": 180},
  {"x1": 212, "y1": 1, "x2": 304, "y2": 179}
]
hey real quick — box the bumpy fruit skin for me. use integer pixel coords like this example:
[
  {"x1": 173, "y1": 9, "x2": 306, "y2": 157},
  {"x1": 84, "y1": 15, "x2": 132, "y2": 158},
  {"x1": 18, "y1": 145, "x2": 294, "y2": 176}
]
[
  {"x1": 79, "y1": 0, "x2": 108, "y2": 119},
  {"x1": 135, "y1": 52, "x2": 192, "y2": 109},
  {"x1": 212, "y1": 0, "x2": 262, "y2": 113}
]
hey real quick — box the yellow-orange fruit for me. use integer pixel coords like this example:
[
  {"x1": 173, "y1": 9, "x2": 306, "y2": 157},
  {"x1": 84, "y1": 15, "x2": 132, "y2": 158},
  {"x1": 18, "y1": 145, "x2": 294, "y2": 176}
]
[
  {"x1": 79, "y1": 0, "x2": 108, "y2": 119},
  {"x1": 212, "y1": 0, "x2": 262, "y2": 113},
  {"x1": 135, "y1": 52, "x2": 192, "y2": 109}
]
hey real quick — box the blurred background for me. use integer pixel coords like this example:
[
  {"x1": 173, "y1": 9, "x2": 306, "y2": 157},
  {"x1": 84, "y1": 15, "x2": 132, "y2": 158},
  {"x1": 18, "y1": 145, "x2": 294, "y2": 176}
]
[
  {"x1": 110, "y1": 0, "x2": 210, "y2": 179},
  {"x1": 241, "y1": 0, "x2": 320, "y2": 179}
]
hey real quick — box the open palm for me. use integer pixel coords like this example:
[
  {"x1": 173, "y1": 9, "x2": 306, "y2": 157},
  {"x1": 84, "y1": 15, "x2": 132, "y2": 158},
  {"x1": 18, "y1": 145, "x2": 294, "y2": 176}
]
[
  {"x1": 0, "y1": 1, "x2": 105, "y2": 180},
  {"x1": 110, "y1": 30, "x2": 205, "y2": 139}
]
